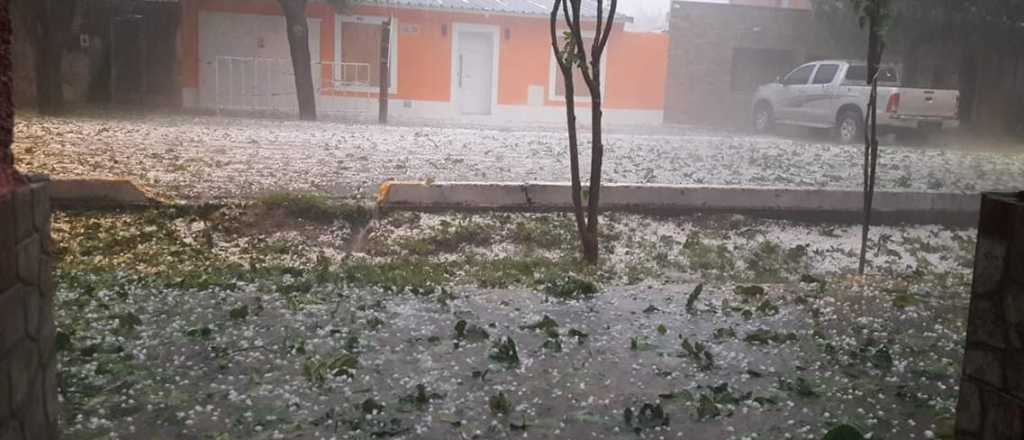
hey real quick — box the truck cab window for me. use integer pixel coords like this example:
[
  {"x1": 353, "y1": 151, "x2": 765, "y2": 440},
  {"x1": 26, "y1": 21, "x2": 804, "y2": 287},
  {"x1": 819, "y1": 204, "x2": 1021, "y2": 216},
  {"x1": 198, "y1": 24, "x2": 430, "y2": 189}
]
[
  {"x1": 878, "y1": 67, "x2": 898, "y2": 83},
  {"x1": 782, "y1": 64, "x2": 815, "y2": 86},
  {"x1": 812, "y1": 64, "x2": 839, "y2": 84},
  {"x1": 845, "y1": 65, "x2": 899, "y2": 85},
  {"x1": 845, "y1": 65, "x2": 867, "y2": 84}
]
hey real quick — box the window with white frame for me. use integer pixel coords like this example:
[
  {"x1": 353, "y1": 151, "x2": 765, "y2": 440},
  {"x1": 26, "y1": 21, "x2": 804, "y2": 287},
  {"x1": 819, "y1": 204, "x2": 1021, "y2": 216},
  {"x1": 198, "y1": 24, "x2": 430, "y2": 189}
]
[
  {"x1": 549, "y1": 34, "x2": 607, "y2": 101},
  {"x1": 334, "y1": 15, "x2": 398, "y2": 92}
]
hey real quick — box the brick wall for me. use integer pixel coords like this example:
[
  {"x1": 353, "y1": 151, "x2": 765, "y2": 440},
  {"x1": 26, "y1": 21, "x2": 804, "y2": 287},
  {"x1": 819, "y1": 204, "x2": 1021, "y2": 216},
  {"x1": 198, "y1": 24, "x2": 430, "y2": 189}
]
[
  {"x1": 955, "y1": 193, "x2": 1024, "y2": 439},
  {"x1": 0, "y1": 178, "x2": 59, "y2": 440},
  {"x1": 664, "y1": 1, "x2": 830, "y2": 127}
]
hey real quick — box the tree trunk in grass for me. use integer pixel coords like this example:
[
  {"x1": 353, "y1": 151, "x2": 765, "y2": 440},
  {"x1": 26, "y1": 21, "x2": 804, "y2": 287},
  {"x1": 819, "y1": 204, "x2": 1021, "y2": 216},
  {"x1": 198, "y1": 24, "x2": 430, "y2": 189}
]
[
  {"x1": 279, "y1": 0, "x2": 317, "y2": 121},
  {"x1": 549, "y1": 3, "x2": 588, "y2": 264},
  {"x1": 551, "y1": 0, "x2": 617, "y2": 265},
  {"x1": 857, "y1": 0, "x2": 886, "y2": 275},
  {"x1": 378, "y1": 18, "x2": 390, "y2": 124}
]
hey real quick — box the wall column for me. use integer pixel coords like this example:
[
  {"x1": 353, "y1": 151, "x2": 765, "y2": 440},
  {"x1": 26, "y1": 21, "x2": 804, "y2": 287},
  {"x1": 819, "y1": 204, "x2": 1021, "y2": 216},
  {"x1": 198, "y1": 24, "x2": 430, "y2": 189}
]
[{"x1": 955, "y1": 192, "x2": 1024, "y2": 439}]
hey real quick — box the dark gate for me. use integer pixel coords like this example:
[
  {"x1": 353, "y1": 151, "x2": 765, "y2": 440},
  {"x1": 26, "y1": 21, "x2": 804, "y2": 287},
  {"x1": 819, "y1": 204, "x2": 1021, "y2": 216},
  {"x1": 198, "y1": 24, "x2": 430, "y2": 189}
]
[{"x1": 110, "y1": 14, "x2": 145, "y2": 106}]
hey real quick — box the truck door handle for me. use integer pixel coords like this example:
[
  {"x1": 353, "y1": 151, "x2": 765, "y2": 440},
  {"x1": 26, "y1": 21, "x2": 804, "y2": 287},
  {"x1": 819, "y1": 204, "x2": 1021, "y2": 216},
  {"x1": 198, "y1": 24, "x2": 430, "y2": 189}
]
[{"x1": 458, "y1": 55, "x2": 463, "y2": 88}]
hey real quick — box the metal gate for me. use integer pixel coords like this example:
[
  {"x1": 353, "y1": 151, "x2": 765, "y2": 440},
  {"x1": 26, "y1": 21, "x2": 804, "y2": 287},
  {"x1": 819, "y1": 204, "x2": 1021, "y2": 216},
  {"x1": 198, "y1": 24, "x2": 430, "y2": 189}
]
[{"x1": 213, "y1": 56, "x2": 374, "y2": 117}]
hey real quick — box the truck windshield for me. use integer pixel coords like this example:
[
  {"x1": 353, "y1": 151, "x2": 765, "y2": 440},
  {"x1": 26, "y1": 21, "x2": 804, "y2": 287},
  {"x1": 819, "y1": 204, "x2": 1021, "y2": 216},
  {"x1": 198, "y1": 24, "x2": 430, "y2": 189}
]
[{"x1": 845, "y1": 65, "x2": 899, "y2": 84}]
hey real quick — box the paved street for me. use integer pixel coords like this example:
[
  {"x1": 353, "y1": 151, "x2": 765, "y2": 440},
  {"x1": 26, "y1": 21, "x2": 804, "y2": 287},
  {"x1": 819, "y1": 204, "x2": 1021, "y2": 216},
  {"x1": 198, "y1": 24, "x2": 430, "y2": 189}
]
[{"x1": 14, "y1": 113, "x2": 1024, "y2": 201}]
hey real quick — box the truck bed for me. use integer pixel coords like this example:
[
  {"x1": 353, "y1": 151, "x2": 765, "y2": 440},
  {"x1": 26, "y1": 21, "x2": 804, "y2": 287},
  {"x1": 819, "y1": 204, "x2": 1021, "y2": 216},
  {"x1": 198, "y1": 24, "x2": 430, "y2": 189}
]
[{"x1": 895, "y1": 88, "x2": 959, "y2": 120}]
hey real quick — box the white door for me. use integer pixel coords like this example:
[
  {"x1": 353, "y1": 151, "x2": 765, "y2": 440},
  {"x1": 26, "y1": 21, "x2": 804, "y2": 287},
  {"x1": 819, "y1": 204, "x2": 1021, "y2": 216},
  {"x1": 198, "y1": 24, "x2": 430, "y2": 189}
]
[
  {"x1": 456, "y1": 31, "x2": 494, "y2": 115},
  {"x1": 775, "y1": 63, "x2": 817, "y2": 122},
  {"x1": 806, "y1": 63, "x2": 841, "y2": 125}
]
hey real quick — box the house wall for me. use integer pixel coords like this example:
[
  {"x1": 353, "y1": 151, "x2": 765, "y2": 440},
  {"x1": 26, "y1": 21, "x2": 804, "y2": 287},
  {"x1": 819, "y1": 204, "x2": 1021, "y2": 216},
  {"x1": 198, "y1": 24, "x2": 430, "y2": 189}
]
[
  {"x1": 664, "y1": 1, "x2": 828, "y2": 127},
  {"x1": 180, "y1": 0, "x2": 668, "y2": 125}
]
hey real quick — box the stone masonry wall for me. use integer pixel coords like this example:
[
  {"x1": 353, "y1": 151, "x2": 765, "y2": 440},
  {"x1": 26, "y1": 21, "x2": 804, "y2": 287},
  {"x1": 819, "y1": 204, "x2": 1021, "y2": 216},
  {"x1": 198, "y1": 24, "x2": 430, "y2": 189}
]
[
  {"x1": 0, "y1": 178, "x2": 59, "y2": 440},
  {"x1": 955, "y1": 192, "x2": 1024, "y2": 439}
]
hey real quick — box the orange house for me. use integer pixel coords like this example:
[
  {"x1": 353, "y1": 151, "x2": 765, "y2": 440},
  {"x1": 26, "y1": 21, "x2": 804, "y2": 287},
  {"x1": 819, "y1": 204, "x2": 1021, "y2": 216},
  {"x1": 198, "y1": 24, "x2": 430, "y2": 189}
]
[{"x1": 179, "y1": 0, "x2": 669, "y2": 125}]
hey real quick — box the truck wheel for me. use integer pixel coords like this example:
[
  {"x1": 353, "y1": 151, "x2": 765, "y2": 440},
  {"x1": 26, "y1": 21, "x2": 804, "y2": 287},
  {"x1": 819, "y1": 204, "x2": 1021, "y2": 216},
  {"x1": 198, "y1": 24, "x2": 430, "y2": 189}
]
[
  {"x1": 836, "y1": 110, "x2": 863, "y2": 144},
  {"x1": 753, "y1": 103, "x2": 774, "y2": 133}
]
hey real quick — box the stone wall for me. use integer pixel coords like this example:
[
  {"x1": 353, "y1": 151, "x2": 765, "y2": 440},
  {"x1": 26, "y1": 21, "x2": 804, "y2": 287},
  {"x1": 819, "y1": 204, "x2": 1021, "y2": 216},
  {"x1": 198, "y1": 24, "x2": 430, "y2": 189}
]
[
  {"x1": 0, "y1": 178, "x2": 59, "y2": 440},
  {"x1": 955, "y1": 192, "x2": 1024, "y2": 439},
  {"x1": 663, "y1": 1, "x2": 832, "y2": 127}
]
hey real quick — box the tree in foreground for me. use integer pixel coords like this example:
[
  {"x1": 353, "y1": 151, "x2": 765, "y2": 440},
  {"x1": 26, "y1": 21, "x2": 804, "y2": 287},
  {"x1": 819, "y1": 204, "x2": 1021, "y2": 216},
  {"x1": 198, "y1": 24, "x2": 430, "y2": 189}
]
[
  {"x1": 1, "y1": 0, "x2": 24, "y2": 194},
  {"x1": 549, "y1": 0, "x2": 618, "y2": 265},
  {"x1": 849, "y1": 0, "x2": 889, "y2": 274}
]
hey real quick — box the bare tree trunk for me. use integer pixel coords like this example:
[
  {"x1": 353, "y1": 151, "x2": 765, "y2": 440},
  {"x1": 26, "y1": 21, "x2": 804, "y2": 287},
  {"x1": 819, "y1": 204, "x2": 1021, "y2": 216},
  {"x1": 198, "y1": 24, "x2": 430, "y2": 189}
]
[
  {"x1": 1, "y1": 0, "x2": 13, "y2": 161},
  {"x1": 552, "y1": 0, "x2": 617, "y2": 265},
  {"x1": 279, "y1": 0, "x2": 316, "y2": 121},
  {"x1": 378, "y1": 18, "x2": 390, "y2": 124},
  {"x1": 550, "y1": 1, "x2": 589, "y2": 259},
  {"x1": 583, "y1": 44, "x2": 605, "y2": 265},
  {"x1": 858, "y1": 1, "x2": 884, "y2": 275},
  {"x1": 1, "y1": 0, "x2": 23, "y2": 193}
]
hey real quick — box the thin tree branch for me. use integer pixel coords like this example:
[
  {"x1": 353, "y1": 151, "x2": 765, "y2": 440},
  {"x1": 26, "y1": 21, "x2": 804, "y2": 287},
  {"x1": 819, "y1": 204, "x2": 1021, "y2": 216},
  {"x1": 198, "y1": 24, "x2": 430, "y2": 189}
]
[
  {"x1": 598, "y1": 0, "x2": 618, "y2": 58},
  {"x1": 551, "y1": 0, "x2": 588, "y2": 255},
  {"x1": 568, "y1": 0, "x2": 596, "y2": 91}
]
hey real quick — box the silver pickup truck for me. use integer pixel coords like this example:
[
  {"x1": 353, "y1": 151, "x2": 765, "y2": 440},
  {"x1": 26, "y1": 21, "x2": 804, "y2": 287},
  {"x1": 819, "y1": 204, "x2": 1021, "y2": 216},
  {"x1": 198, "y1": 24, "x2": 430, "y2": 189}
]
[{"x1": 752, "y1": 60, "x2": 960, "y2": 143}]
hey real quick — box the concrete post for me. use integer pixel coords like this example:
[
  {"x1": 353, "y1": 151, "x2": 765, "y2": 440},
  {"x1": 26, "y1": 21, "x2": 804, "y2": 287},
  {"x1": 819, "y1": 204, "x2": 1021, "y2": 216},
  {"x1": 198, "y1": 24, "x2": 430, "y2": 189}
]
[
  {"x1": 954, "y1": 192, "x2": 1024, "y2": 439},
  {"x1": 1, "y1": 178, "x2": 59, "y2": 440}
]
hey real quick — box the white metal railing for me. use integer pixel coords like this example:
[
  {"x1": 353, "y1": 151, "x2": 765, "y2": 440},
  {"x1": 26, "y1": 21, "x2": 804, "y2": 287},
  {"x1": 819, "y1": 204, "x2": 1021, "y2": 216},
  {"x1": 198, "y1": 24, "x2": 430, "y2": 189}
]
[
  {"x1": 213, "y1": 56, "x2": 374, "y2": 116},
  {"x1": 332, "y1": 62, "x2": 372, "y2": 89}
]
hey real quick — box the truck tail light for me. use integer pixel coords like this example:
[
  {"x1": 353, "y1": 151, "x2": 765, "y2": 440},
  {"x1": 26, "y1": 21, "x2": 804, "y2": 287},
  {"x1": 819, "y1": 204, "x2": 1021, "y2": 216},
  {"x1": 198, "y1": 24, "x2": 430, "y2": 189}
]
[{"x1": 886, "y1": 92, "x2": 900, "y2": 114}]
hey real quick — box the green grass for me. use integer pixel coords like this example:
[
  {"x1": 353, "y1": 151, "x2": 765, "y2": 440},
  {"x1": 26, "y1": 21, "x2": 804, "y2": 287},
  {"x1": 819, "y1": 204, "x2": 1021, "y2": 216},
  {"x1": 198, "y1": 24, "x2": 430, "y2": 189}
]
[
  {"x1": 54, "y1": 205, "x2": 973, "y2": 308},
  {"x1": 744, "y1": 240, "x2": 809, "y2": 282},
  {"x1": 682, "y1": 234, "x2": 736, "y2": 274},
  {"x1": 395, "y1": 217, "x2": 496, "y2": 256},
  {"x1": 257, "y1": 192, "x2": 371, "y2": 226},
  {"x1": 507, "y1": 215, "x2": 575, "y2": 251}
]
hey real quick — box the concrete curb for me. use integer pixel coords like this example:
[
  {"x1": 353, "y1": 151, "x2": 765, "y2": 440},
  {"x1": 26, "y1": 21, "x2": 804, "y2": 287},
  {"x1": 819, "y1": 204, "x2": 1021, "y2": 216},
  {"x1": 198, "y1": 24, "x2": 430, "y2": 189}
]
[
  {"x1": 378, "y1": 182, "x2": 981, "y2": 225},
  {"x1": 51, "y1": 178, "x2": 157, "y2": 208}
]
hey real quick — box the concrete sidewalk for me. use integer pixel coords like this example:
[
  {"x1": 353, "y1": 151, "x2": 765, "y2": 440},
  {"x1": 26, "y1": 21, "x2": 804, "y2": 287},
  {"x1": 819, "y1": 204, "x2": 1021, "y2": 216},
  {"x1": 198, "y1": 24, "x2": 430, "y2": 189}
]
[{"x1": 378, "y1": 182, "x2": 981, "y2": 225}]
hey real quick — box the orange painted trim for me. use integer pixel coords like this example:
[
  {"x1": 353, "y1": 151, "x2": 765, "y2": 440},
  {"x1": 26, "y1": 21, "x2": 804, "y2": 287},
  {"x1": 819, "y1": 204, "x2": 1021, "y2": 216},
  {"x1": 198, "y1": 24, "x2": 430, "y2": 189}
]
[{"x1": 182, "y1": 0, "x2": 668, "y2": 112}]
